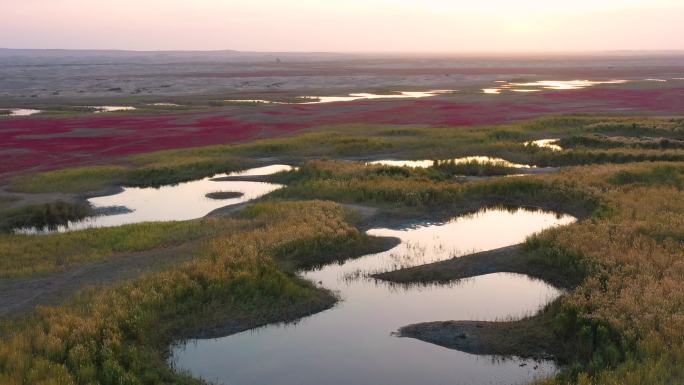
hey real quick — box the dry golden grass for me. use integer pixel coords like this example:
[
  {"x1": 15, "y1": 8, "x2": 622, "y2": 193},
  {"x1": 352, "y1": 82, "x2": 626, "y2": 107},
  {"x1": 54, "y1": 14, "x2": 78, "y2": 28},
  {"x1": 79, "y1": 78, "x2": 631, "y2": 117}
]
[
  {"x1": 0, "y1": 201, "x2": 380, "y2": 385},
  {"x1": 274, "y1": 159, "x2": 684, "y2": 383},
  {"x1": 528, "y1": 163, "x2": 684, "y2": 384}
]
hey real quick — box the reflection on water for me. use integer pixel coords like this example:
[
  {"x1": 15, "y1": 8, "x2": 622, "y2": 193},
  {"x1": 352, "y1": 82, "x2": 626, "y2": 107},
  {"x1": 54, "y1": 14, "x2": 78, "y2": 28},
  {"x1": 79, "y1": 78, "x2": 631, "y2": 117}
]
[
  {"x1": 302, "y1": 90, "x2": 455, "y2": 104},
  {"x1": 482, "y1": 88, "x2": 502, "y2": 94},
  {"x1": 368, "y1": 156, "x2": 533, "y2": 169},
  {"x1": 509, "y1": 80, "x2": 628, "y2": 90},
  {"x1": 171, "y1": 208, "x2": 576, "y2": 385},
  {"x1": 91, "y1": 106, "x2": 136, "y2": 113},
  {"x1": 2, "y1": 107, "x2": 137, "y2": 116},
  {"x1": 1, "y1": 108, "x2": 42, "y2": 116},
  {"x1": 20, "y1": 165, "x2": 292, "y2": 233},
  {"x1": 148, "y1": 102, "x2": 180, "y2": 107},
  {"x1": 483, "y1": 79, "x2": 628, "y2": 94},
  {"x1": 224, "y1": 99, "x2": 289, "y2": 104},
  {"x1": 225, "y1": 90, "x2": 455, "y2": 105},
  {"x1": 368, "y1": 159, "x2": 436, "y2": 168},
  {"x1": 525, "y1": 139, "x2": 562, "y2": 151}
]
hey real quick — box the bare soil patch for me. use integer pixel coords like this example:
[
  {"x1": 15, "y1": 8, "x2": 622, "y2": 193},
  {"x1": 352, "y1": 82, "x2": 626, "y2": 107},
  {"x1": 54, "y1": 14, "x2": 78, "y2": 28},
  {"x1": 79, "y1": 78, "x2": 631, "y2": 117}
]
[{"x1": 0, "y1": 241, "x2": 199, "y2": 319}]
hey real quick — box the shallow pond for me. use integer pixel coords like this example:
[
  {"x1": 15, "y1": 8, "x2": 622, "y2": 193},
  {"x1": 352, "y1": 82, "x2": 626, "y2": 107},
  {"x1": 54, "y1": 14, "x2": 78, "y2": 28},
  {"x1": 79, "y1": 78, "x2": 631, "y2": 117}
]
[
  {"x1": 508, "y1": 80, "x2": 628, "y2": 90},
  {"x1": 23, "y1": 165, "x2": 292, "y2": 233},
  {"x1": 368, "y1": 156, "x2": 532, "y2": 169},
  {"x1": 148, "y1": 102, "x2": 181, "y2": 107},
  {"x1": 91, "y1": 106, "x2": 136, "y2": 113},
  {"x1": 482, "y1": 88, "x2": 502, "y2": 94},
  {"x1": 225, "y1": 90, "x2": 455, "y2": 105},
  {"x1": 482, "y1": 79, "x2": 628, "y2": 94},
  {"x1": 171, "y1": 208, "x2": 576, "y2": 385},
  {"x1": 301, "y1": 90, "x2": 455, "y2": 104},
  {"x1": 525, "y1": 139, "x2": 562, "y2": 151},
  {"x1": 1, "y1": 108, "x2": 42, "y2": 116},
  {"x1": 224, "y1": 99, "x2": 289, "y2": 104}
]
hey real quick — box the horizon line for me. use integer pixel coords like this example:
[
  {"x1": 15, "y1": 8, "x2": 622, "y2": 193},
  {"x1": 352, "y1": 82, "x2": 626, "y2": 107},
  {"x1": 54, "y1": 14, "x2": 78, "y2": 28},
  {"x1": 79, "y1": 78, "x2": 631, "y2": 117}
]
[{"x1": 2, "y1": 47, "x2": 684, "y2": 56}]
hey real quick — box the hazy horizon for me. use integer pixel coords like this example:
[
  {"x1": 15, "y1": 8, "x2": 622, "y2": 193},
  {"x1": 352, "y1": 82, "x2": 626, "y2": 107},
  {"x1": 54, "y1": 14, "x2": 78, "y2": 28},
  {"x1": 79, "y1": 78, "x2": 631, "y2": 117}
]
[
  {"x1": 2, "y1": 47, "x2": 684, "y2": 55},
  {"x1": 2, "y1": 0, "x2": 683, "y2": 52}
]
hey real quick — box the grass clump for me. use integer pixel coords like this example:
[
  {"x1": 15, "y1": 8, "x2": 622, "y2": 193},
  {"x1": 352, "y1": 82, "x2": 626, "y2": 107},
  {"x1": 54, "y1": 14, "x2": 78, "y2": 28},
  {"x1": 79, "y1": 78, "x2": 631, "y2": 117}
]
[
  {"x1": 0, "y1": 201, "x2": 93, "y2": 233},
  {"x1": 432, "y1": 159, "x2": 520, "y2": 176},
  {"x1": 560, "y1": 134, "x2": 684, "y2": 150},
  {"x1": 204, "y1": 191, "x2": 243, "y2": 200},
  {"x1": 609, "y1": 165, "x2": 684, "y2": 189},
  {"x1": 272, "y1": 159, "x2": 598, "y2": 215},
  {"x1": 124, "y1": 155, "x2": 251, "y2": 188}
]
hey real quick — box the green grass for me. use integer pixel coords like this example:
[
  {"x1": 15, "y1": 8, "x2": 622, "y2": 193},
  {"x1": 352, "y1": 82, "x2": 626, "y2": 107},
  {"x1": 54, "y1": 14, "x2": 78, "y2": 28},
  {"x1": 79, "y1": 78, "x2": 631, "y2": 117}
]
[
  {"x1": 608, "y1": 164, "x2": 684, "y2": 189},
  {"x1": 11, "y1": 166, "x2": 128, "y2": 194},
  {"x1": 560, "y1": 134, "x2": 684, "y2": 150},
  {"x1": 10, "y1": 157, "x2": 251, "y2": 194},
  {"x1": 0, "y1": 218, "x2": 246, "y2": 277},
  {"x1": 433, "y1": 159, "x2": 523, "y2": 176},
  {"x1": 269, "y1": 159, "x2": 598, "y2": 216}
]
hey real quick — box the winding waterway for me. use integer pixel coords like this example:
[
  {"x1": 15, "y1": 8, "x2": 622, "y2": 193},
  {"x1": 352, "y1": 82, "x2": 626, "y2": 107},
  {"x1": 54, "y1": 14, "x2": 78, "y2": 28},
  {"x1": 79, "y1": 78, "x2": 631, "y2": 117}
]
[{"x1": 171, "y1": 208, "x2": 576, "y2": 385}]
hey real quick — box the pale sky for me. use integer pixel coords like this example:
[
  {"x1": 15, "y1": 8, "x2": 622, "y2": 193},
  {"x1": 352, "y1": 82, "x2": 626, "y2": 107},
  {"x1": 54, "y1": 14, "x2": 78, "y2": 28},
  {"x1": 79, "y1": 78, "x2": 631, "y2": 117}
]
[{"x1": 1, "y1": 0, "x2": 683, "y2": 52}]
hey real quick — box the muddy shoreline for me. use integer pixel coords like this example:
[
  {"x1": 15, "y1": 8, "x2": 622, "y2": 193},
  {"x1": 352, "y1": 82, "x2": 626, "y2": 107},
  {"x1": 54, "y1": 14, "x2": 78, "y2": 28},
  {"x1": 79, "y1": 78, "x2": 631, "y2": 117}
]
[
  {"x1": 374, "y1": 244, "x2": 579, "y2": 290},
  {"x1": 397, "y1": 308, "x2": 569, "y2": 362}
]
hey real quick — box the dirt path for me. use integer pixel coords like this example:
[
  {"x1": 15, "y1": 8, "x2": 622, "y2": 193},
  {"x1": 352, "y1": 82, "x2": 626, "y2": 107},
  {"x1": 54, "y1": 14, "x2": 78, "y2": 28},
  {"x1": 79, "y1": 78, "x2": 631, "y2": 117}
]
[
  {"x1": 0, "y1": 241, "x2": 198, "y2": 319},
  {"x1": 0, "y1": 201, "x2": 382, "y2": 320}
]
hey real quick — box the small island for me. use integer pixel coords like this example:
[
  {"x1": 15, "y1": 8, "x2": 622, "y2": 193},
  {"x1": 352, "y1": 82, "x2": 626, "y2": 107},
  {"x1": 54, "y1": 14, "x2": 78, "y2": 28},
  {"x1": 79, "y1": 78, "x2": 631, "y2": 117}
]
[{"x1": 205, "y1": 191, "x2": 244, "y2": 200}]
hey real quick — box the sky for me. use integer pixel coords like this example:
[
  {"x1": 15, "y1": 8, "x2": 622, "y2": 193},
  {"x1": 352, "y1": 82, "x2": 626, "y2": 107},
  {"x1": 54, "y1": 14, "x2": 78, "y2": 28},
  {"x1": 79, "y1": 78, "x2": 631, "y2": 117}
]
[{"x1": 1, "y1": 0, "x2": 683, "y2": 52}]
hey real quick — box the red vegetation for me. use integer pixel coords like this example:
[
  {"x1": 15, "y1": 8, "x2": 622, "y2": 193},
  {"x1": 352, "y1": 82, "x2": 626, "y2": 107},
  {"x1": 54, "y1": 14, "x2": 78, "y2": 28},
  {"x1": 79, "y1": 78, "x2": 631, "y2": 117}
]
[{"x1": 1, "y1": 87, "x2": 683, "y2": 177}]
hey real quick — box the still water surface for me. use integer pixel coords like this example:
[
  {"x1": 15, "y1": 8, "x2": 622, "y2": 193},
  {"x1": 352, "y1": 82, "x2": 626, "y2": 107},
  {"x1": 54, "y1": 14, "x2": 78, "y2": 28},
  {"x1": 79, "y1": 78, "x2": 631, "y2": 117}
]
[
  {"x1": 301, "y1": 90, "x2": 455, "y2": 104},
  {"x1": 482, "y1": 79, "x2": 628, "y2": 94},
  {"x1": 2, "y1": 108, "x2": 42, "y2": 116},
  {"x1": 22, "y1": 165, "x2": 292, "y2": 233},
  {"x1": 225, "y1": 90, "x2": 455, "y2": 105},
  {"x1": 525, "y1": 139, "x2": 562, "y2": 151},
  {"x1": 91, "y1": 106, "x2": 136, "y2": 113},
  {"x1": 171, "y1": 208, "x2": 576, "y2": 385},
  {"x1": 368, "y1": 156, "x2": 533, "y2": 169}
]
